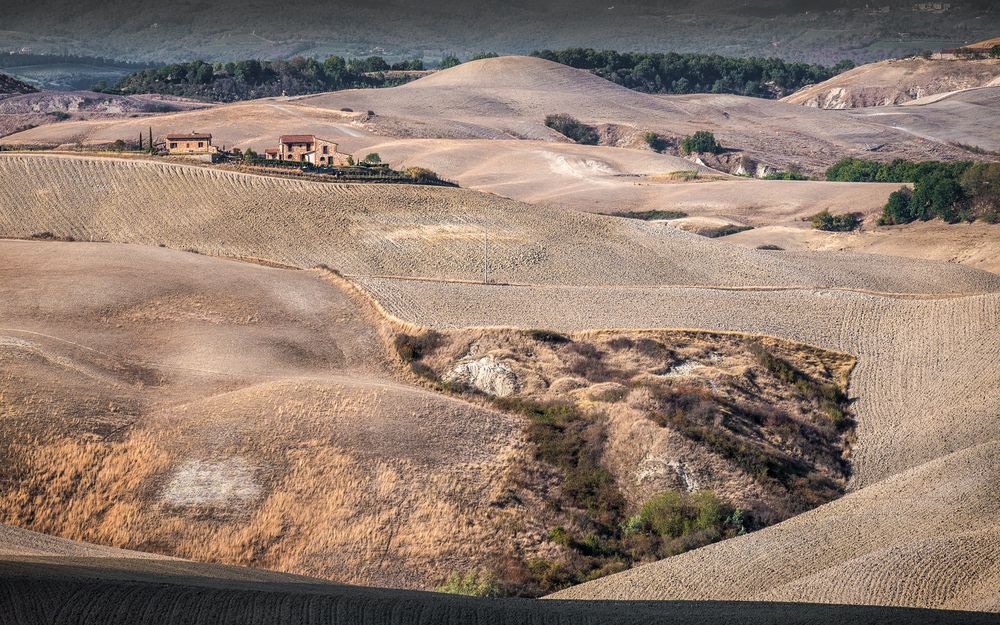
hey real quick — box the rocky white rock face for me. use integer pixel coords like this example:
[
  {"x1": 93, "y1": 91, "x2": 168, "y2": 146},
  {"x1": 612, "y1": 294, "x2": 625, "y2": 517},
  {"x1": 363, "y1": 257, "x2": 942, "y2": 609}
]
[{"x1": 443, "y1": 356, "x2": 519, "y2": 397}]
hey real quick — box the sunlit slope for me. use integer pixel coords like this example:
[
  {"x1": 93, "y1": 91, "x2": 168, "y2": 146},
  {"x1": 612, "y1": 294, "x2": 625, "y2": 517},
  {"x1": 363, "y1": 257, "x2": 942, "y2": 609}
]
[{"x1": 2, "y1": 153, "x2": 998, "y2": 294}]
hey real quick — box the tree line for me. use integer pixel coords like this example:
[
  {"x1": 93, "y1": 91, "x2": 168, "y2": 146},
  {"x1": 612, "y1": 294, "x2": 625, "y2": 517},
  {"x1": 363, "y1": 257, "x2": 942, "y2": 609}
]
[
  {"x1": 529, "y1": 48, "x2": 854, "y2": 98},
  {"x1": 105, "y1": 55, "x2": 424, "y2": 101},
  {"x1": 826, "y1": 158, "x2": 1000, "y2": 225}
]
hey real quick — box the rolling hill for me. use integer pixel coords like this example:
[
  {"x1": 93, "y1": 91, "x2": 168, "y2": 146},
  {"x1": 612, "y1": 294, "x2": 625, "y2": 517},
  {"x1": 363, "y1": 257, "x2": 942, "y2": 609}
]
[{"x1": 1, "y1": 57, "x2": 981, "y2": 176}]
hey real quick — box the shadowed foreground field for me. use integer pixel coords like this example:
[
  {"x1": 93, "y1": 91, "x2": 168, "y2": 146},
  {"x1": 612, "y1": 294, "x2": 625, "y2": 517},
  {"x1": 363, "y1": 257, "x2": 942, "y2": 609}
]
[{"x1": 2, "y1": 556, "x2": 996, "y2": 625}]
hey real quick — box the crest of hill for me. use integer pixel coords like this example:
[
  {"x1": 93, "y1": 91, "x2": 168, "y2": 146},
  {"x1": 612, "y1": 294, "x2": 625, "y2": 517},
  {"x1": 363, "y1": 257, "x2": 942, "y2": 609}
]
[
  {"x1": 781, "y1": 57, "x2": 1000, "y2": 109},
  {"x1": 403, "y1": 56, "x2": 630, "y2": 96}
]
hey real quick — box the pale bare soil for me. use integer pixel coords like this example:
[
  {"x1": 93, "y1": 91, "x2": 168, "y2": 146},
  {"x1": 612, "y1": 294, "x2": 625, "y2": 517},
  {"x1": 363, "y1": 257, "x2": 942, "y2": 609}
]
[
  {"x1": 782, "y1": 58, "x2": 1000, "y2": 109},
  {"x1": 357, "y1": 278, "x2": 1000, "y2": 611},
  {"x1": 341, "y1": 137, "x2": 902, "y2": 218},
  {"x1": 0, "y1": 90, "x2": 211, "y2": 138},
  {"x1": 728, "y1": 221, "x2": 1000, "y2": 276},
  {"x1": 846, "y1": 87, "x2": 1000, "y2": 152},
  {"x1": 2, "y1": 153, "x2": 997, "y2": 294}
]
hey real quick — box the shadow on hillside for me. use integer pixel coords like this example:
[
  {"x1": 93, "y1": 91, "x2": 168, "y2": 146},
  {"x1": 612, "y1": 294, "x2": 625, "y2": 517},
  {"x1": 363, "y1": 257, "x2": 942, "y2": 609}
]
[{"x1": 1, "y1": 557, "x2": 995, "y2": 625}]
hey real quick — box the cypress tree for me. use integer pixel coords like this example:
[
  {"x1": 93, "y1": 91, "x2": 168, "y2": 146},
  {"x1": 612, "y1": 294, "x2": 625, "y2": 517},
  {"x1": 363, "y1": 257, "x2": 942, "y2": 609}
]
[
  {"x1": 148, "y1": 127, "x2": 154, "y2": 153},
  {"x1": 138, "y1": 132, "x2": 143, "y2": 150}
]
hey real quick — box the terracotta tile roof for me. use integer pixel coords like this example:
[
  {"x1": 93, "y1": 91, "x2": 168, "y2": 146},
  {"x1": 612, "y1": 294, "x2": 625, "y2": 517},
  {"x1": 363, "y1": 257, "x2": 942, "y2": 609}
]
[
  {"x1": 264, "y1": 148, "x2": 279, "y2": 154},
  {"x1": 280, "y1": 134, "x2": 316, "y2": 144},
  {"x1": 165, "y1": 133, "x2": 212, "y2": 141}
]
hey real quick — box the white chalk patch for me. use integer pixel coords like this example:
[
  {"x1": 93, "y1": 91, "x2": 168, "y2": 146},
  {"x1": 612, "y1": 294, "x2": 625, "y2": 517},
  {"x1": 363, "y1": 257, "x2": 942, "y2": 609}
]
[{"x1": 162, "y1": 458, "x2": 261, "y2": 507}]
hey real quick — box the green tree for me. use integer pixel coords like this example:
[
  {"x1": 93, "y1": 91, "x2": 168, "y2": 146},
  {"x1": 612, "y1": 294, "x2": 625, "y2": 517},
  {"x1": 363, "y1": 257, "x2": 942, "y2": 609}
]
[
  {"x1": 438, "y1": 55, "x2": 461, "y2": 69},
  {"x1": 879, "y1": 188, "x2": 915, "y2": 225},
  {"x1": 680, "y1": 131, "x2": 721, "y2": 155}
]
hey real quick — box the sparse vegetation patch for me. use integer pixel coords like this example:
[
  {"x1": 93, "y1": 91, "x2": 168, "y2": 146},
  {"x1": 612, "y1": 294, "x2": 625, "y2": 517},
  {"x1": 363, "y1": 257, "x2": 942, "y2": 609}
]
[
  {"x1": 544, "y1": 114, "x2": 600, "y2": 145},
  {"x1": 401, "y1": 326, "x2": 855, "y2": 595},
  {"x1": 810, "y1": 210, "x2": 862, "y2": 232}
]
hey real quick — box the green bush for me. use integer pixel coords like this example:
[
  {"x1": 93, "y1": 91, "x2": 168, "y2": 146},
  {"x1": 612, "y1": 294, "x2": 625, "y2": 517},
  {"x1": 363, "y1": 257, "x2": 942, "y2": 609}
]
[
  {"x1": 610, "y1": 210, "x2": 687, "y2": 221},
  {"x1": 436, "y1": 570, "x2": 504, "y2": 597},
  {"x1": 880, "y1": 187, "x2": 915, "y2": 225},
  {"x1": 810, "y1": 210, "x2": 862, "y2": 231},
  {"x1": 642, "y1": 131, "x2": 669, "y2": 153},
  {"x1": 827, "y1": 158, "x2": 1000, "y2": 225},
  {"x1": 438, "y1": 55, "x2": 461, "y2": 69},
  {"x1": 680, "y1": 131, "x2": 722, "y2": 155},
  {"x1": 634, "y1": 490, "x2": 732, "y2": 539},
  {"x1": 544, "y1": 114, "x2": 600, "y2": 145}
]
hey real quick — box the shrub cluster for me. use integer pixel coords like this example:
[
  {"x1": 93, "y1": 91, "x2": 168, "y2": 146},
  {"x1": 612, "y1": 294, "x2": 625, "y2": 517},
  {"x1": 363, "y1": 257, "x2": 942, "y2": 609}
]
[
  {"x1": 762, "y1": 170, "x2": 810, "y2": 180},
  {"x1": 680, "y1": 131, "x2": 722, "y2": 155},
  {"x1": 544, "y1": 114, "x2": 600, "y2": 145},
  {"x1": 436, "y1": 570, "x2": 504, "y2": 597},
  {"x1": 810, "y1": 210, "x2": 862, "y2": 232}
]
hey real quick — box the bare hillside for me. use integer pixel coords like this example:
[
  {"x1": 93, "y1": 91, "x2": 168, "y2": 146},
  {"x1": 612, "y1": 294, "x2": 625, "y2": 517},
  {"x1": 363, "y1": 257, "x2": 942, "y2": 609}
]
[
  {"x1": 782, "y1": 58, "x2": 1000, "y2": 109},
  {"x1": 846, "y1": 86, "x2": 1000, "y2": 152},
  {"x1": 0, "y1": 72, "x2": 36, "y2": 98},
  {"x1": 346, "y1": 138, "x2": 901, "y2": 218},
  {"x1": 0, "y1": 240, "x2": 534, "y2": 590},
  {"x1": 2, "y1": 153, "x2": 997, "y2": 295},
  {"x1": 0, "y1": 57, "x2": 979, "y2": 175}
]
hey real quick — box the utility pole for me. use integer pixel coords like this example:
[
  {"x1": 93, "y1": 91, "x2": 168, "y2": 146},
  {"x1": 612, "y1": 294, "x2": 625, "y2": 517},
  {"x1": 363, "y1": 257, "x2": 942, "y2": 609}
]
[{"x1": 483, "y1": 221, "x2": 489, "y2": 285}]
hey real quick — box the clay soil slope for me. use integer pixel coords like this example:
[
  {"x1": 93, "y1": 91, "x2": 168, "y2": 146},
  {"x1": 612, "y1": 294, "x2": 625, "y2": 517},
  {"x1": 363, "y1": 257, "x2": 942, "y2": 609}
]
[{"x1": 782, "y1": 58, "x2": 1000, "y2": 109}]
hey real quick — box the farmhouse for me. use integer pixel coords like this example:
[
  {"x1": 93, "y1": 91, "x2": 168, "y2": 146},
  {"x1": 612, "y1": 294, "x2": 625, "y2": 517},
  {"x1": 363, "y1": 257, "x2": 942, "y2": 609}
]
[
  {"x1": 164, "y1": 133, "x2": 215, "y2": 155},
  {"x1": 267, "y1": 134, "x2": 350, "y2": 166}
]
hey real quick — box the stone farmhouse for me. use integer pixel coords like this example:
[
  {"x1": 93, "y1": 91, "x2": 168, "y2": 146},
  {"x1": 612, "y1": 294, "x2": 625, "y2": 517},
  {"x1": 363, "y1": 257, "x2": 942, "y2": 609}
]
[
  {"x1": 164, "y1": 133, "x2": 215, "y2": 155},
  {"x1": 264, "y1": 135, "x2": 351, "y2": 166}
]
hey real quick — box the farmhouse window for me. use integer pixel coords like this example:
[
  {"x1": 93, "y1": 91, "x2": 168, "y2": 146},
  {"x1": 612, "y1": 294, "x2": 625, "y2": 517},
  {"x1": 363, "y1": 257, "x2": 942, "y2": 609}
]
[
  {"x1": 322, "y1": 146, "x2": 329, "y2": 154},
  {"x1": 198, "y1": 142, "x2": 204, "y2": 148},
  {"x1": 170, "y1": 142, "x2": 177, "y2": 149}
]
